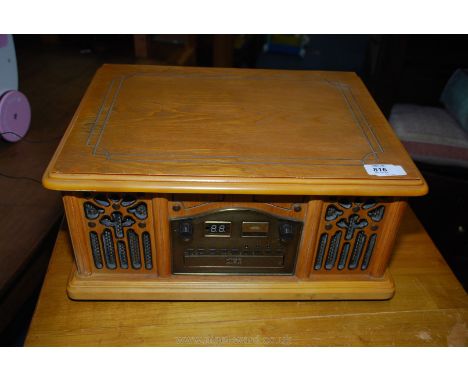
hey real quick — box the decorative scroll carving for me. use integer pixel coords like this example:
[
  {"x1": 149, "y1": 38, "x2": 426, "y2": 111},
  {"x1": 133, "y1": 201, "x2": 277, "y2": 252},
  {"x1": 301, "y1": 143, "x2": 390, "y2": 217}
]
[
  {"x1": 82, "y1": 193, "x2": 153, "y2": 272},
  {"x1": 312, "y1": 198, "x2": 388, "y2": 273}
]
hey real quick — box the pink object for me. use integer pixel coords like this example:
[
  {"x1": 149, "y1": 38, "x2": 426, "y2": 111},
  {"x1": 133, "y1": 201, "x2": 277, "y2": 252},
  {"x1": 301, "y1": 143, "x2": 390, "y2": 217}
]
[
  {"x1": 0, "y1": 35, "x2": 7, "y2": 48},
  {"x1": 0, "y1": 90, "x2": 31, "y2": 142}
]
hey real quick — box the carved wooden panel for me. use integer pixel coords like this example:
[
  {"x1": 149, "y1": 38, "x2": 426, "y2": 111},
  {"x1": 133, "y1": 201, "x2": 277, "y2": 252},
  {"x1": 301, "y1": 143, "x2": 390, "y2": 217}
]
[
  {"x1": 169, "y1": 196, "x2": 306, "y2": 220},
  {"x1": 64, "y1": 192, "x2": 404, "y2": 281},
  {"x1": 310, "y1": 197, "x2": 398, "y2": 276},
  {"x1": 65, "y1": 192, "x2": 158, "y2": 275}
]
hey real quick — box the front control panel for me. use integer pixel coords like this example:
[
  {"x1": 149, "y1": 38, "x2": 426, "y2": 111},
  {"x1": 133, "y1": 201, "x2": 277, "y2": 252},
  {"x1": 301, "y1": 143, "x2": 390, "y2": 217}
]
[{"x1": 171, "y1": 209, "x2": 303, "y2": 275}]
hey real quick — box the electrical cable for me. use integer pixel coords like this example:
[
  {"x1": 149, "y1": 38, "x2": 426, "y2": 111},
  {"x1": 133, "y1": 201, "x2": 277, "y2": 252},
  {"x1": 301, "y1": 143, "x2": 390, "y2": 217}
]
[
  {"x1": 0, "y1": 172, "x2": 42, "y2": 184},
  {"x1": 0, "y1": 131, "x2": 63, "y2": 184}
]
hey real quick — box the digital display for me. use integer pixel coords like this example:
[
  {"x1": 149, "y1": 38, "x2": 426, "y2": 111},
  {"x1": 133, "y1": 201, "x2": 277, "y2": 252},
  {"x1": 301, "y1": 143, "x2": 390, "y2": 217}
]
[{"x1": 204, "y1": 221, "x2": 231, "y2": 237}]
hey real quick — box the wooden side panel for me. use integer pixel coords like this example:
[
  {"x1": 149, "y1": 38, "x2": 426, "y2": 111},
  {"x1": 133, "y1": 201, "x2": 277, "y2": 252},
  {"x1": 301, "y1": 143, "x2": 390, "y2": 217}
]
[
  {"x1": 295, "y1": 199, "x2": 323, "y2": 279},
  {"x1": 153, "y1": 196, "x2": 171, "y2": 277},
  {"x1": 369, "y1": 200, "x2": 407, "y2": 277},
  {"x1": 63, "y1": 194, "x2": 93, "y2": 275}
]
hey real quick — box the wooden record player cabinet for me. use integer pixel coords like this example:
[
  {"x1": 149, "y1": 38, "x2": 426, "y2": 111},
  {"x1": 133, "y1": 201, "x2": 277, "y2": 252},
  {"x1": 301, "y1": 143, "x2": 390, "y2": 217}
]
[{"x1": 43, "y1": 64, "x2": 427, "y2": 300}]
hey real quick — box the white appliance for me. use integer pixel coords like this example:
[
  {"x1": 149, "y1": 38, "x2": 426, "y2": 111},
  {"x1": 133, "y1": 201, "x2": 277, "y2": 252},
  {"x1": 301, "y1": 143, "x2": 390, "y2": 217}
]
[{"x1": 0, "y1": 34, "x2": 31, "y2": 142}]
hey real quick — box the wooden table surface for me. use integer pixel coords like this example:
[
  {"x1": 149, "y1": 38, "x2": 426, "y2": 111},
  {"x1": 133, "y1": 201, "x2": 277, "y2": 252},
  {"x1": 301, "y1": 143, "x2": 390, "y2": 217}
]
[{"x1": 25, "y1": 208, "x2": 467, "y2": 346}]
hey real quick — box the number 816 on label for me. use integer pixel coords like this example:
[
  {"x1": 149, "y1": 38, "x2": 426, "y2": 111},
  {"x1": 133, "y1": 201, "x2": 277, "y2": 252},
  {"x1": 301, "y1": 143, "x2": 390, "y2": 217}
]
[{"x1": 364, "y1": 164, "x2": 407, "y2": 177}]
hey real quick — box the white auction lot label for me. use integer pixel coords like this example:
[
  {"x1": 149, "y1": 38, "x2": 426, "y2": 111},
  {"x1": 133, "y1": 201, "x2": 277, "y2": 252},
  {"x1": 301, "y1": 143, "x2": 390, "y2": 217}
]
[{"x1": 364, "y1": 164, "x2": 407, "y2": 176}]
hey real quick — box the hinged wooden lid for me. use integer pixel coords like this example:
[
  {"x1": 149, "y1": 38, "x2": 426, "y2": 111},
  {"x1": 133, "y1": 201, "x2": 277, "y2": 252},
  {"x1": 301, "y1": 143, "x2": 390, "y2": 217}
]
[{"x1": 43, "y1": 64, "x2": 427, "y2": 196}]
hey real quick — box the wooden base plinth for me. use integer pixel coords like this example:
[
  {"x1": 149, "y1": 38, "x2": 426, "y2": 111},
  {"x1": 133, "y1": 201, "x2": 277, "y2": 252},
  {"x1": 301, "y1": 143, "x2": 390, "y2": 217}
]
[{"x1": 67, "y1": 266, "x2": 395, "y2": 301}]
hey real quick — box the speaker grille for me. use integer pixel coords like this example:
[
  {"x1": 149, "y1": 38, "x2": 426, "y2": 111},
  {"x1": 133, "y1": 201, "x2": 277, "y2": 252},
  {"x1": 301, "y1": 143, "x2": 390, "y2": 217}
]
[
  {"x1": 81, "y1": 193, "x2": 156, "y2": 273},
  {"x1": 312, "y1": 198, "x2": 387, "y2": 273}
]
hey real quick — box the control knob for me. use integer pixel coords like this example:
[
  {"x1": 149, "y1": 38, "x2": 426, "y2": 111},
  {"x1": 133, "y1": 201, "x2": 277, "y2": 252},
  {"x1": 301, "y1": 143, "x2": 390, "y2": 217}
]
[
  {"x1": 179, "y1": 220, "x2": 193, "y2": 242},
  {"x1": 279, "y1": 222, "x2": 294, "y2": 243}
]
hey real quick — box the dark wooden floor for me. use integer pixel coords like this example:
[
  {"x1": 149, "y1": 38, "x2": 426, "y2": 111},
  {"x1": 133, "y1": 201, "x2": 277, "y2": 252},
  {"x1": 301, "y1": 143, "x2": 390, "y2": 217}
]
[{"x1": 0, "y1": 36, "x2": 136, "y2": 345}]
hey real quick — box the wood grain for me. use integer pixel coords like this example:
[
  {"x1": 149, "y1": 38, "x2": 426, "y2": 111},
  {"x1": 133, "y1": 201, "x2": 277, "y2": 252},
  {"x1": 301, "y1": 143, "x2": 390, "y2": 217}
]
[
  {"x1": 369, "y1": 199, "x2": 407, "y2": 276},
  {"x1": 65, "y1": 192, "x2": 158, "y2": 275},
  {"x1": 294, "y1": 199, "x2": 323, "y2": 278},
  {"x1": 153, "y1": 196, "x2": 171, "y2": 277},
  {"x1": 167, "y1": 198, "x2": 307, "y2": 220},
  {"x1": 40, "y1": 65, "x2": 429, "y2": 301},
  {"x1": 67, "y1": 266, "x2": 395, "y2": 301},
  {"x1": 65, "y1": 194, "x2": 400, "y2": 299},
  {"x1": 25, "y1": 208, "x2": 468, "y2": 346},
  {"x1": 62, "y1": 194, "x2": 92, "y2": 275},
  {"x1": 42, "y1": 64, "x2": 427, "y2": 196},
  {"x1": 308, "y1": 197, "x2": 405, "y2": 277}
]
